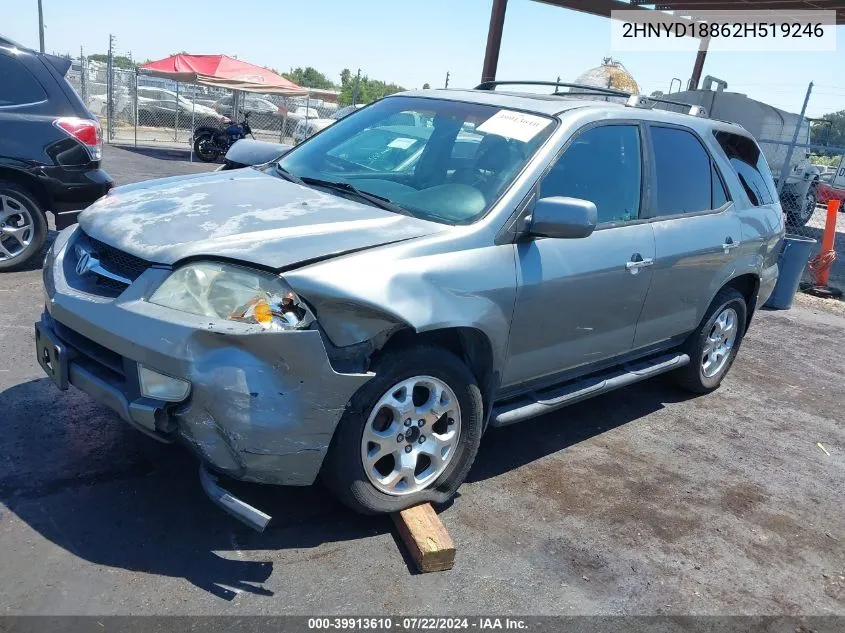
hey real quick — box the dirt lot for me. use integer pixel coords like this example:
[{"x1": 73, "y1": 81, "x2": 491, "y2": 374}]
[{"x1": 0, "y1": 145, "x2": 843, "y2": 615}]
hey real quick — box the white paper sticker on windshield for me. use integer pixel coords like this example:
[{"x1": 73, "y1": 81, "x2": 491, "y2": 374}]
[
  {"x1": 476, "y1": 110, "x2": 551, "y2": 143},
  {"x1": 387, "y1": 137, "x2": 416, "y2": 150}
]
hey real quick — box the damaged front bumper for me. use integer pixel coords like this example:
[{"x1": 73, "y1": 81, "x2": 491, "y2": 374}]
[{"x1": 39, "y1": 228, "x2": 373, "y2": 487}]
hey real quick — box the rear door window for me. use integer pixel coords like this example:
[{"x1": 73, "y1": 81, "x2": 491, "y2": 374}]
[
  {"x1": 650, "y1": 126, "x2": 715, "y2": 215},
  {"x1": 0, "y1": 51, "x2": 47, "y2": 106},
  {"x1": 714, "y1": 131, "x2": 778, "y2": 206}
]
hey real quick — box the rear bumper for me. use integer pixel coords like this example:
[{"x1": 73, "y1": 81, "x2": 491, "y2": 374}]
[
  {"x1": 40, "y1": 165, "x2": 114, "y2": 228},
  {"x1": 758, "y1": 262, "x2": 779, "y2": 308}
]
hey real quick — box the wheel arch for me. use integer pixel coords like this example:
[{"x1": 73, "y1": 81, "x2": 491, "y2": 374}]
[
  {"x1": 375, "y1": 326, "x2": 497, "y2": 430},
  {"x1": 0, "y1": 166, "x2": 51, "y2": 213},
  {"x1": 722, "y1": 272, "x2": 760, "y2": 330}
]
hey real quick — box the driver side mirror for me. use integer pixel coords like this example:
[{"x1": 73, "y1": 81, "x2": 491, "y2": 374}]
[{"x1": 528, "y1": 196, "x2": 597, "y2": 239}]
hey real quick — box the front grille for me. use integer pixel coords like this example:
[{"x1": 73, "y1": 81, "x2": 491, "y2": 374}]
[
  {"x1": 66, "y1": 231, "x2": 155, "y2": 298},
  {"x1": 94, "y1": 275, "x2": 131, "y2": 294},
  {"x1": 87, "y1": 236, "x2": 151, "y2": 282},
  {"x1": 53, "y1": 319, "x2": 126, "y2": 380}
]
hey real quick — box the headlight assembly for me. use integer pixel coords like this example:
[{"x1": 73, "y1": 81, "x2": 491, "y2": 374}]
[{"x1": 149, "y1": 261, "x2": 312, "y2": 331}]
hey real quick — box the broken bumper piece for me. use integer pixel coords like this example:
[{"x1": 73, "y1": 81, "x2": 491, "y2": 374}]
[{"x1": 199, "y1": 465, "x2": 271, "y2": 532}]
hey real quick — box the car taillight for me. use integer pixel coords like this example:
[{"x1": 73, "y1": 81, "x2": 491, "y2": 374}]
[{"x1": 54, "y1": 117, "x2": 103, "y2": 161}]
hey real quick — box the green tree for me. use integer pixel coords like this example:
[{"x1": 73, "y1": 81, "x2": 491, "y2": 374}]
[
  {"x1": 811, "y1": 111, "x2": 845, "y2": 150},
  {"x1": 87, "y1": 53, "x2": 135, "y2": 69},
  {"x1": 338, "y1": 68, "x2": 405, "y2": 106},
  {"x1": 282, "y1": 66, "x2": 336, "y2": 90},
  {"x1": 422, "y1": 83, "x2": 431, "y2": 89}
]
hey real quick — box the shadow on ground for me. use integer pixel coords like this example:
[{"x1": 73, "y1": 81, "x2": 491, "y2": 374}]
[
  {"x1": 111, "y1": 144, "x2": 197, "y2": 162},
  {"x1": 0, "y1": 374, "x2": 694, "y2": 600}
]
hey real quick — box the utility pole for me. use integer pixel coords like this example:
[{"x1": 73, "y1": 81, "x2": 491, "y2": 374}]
[
  {"x1": 352, "y1": 68, "x2": 361, "y2": 106},
  {"x1": 777, "y1": 81, "x2": 813, "y2": 196},
  {"x1": 37, "y1": 0, "x2": 45, "y2": 53},
  {"x1": 444, "y1": 71, "x2": 450, "y2": 89},
  {"x1": 79, "y1": 45, "x2": 86, "y2": 104},
  {"x1": 106, "y1": 34, "x2": 116, "y2": 142}
]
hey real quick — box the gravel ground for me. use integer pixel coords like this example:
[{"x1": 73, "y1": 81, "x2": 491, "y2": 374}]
[{"x1": 0, "y1": 145, "x2": 843, "y2": 615}]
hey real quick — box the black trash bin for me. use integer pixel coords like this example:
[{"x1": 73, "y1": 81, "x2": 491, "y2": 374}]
[{"x1": 764, "y1": 234, "x2": 817, "y2": 310}]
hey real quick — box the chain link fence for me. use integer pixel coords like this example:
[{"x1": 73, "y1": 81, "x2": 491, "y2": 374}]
[
  {"x1": 756, "y1": 134, "x2": 845, "y2": 290},
  {"x1": 65, "y1": 56, "x2": 343, "y2": 151}
]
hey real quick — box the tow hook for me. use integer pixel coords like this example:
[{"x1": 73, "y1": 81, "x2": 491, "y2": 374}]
[{"x1": 199, "y1": 465, "x2": 271, "y2": 533}]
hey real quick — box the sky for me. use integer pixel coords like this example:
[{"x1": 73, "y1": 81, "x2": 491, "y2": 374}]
[{"x1": 4, "y1": 0, "x2": 844, "y2": 117}]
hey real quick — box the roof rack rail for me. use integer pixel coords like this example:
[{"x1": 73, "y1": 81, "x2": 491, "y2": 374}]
[
  {"x1": 473, "y1": 80, "x2": 708, "y2": 118},
  {"x1": 625, "y1": 94, "x2": 708, "y2": 118},
  {"x1": 474, "y1": 80, "x2": 631, "y2": 98}
]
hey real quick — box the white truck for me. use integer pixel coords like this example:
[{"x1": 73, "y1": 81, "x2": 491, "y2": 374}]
[{"x1": 667, "y1": 76, "x2": 821, "y2": 227}]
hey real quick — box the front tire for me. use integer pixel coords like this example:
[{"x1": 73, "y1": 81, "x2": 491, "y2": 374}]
[
  {"x1": 193, "y1": 132, "x2": 220, "y2": 162},
  {"x1": 674, "y1": 288, "x2": 747, "y2": 394},
  {"x1": 322, "y1": 346, "x2": 484, "y2": 515},
  {"x1": 786, "y1": 184, "x2": 818, "y2": 227},
  {"x1": 0, "y1": 181, "x2": 48, "y2": 272}
]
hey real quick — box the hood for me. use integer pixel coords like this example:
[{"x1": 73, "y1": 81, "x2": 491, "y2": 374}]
[
  {"x1": 78, "y1": 168, "x2": 445, "y2": 269},
  {"x1": 224, "y1": 139, "x2": 291, "y2": 166}
]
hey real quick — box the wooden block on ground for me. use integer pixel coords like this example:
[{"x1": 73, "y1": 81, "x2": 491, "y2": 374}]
[{"x1": 392, "y1": 503, "x2": 455, "y2": 573}]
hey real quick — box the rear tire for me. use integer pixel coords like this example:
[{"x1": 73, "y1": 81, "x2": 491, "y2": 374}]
[
  {"x1": 674, "y1": 288, "x2": 747, "y2": 394},
  {"x1": 321, "y1": 345, "x2": 484, "y2": 515},
  {"x1": 193, "y1": 132, "x2": 220, "y2": 162},
  {"x1": 0, "y1": 181, "x2": 48, "y2": 272}
]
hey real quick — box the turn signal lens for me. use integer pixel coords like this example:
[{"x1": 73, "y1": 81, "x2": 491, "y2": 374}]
[{"x1": 252, "y1": 299, "x2": 273, "y2": 325}]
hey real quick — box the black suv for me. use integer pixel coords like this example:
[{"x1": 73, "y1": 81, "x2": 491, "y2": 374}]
[{"x1": 0, "y1": 36, "x2": 113, "y2": 270}]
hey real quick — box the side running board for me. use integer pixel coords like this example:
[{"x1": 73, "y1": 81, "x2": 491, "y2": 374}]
[{"x1": 489, "y1": 352, "x2": 690, "y2": 428}]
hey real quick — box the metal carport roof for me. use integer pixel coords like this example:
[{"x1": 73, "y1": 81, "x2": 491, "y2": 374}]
[{"x1": 482, "y1": 0, "x2": 845, "y2": 90}]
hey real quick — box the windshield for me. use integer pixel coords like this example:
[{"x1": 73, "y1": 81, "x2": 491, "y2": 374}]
[{"x1": 276, "y1": 96, "x2": 555, "y2": 224}]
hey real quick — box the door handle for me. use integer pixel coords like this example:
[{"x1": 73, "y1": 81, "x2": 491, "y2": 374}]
[
  {"x1": 722, "y1": 237, "x2": 740, "y2": 253},
  {"x1": 626, "y1": 254, "x2": 654, "y2": 274}
]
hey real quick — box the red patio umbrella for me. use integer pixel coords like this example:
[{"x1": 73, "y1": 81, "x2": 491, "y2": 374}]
[{"x1": 140, "y1": 54, "x2": 307, "y2": 95}]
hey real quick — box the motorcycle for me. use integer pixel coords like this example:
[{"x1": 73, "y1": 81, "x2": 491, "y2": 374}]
[{"x1": 192, "y1": 111, "x2": 254, "y2": 162}]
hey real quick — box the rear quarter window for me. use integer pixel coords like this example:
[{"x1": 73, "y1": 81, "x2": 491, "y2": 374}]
[
  {"x1": 714, "y1": 131, "x2": 778, "y2": 206},
  {"x1": 0, "y1": 51, "x2": 47, "y2": 106}
]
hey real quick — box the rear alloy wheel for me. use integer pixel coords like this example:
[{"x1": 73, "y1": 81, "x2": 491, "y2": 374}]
[
  {"x1": 322, "y1": 346, "x2": 484, "y2": 515},
  {"x1": 701, "y1": 307, "x2": 739, "y2": 378},
  {"x1": 674, "y1": 288, "x2": 747, "y2": 394},
  {"x1": 0, "y1": 182, "x2": 47, "y2": 272}
]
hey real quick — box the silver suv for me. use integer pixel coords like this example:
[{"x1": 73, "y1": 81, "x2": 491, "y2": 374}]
[{"x1": 36, "y1": 83, "x2": 784, "y2": 529}]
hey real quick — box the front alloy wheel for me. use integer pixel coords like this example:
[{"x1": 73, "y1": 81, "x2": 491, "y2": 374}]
[
  {"x1": 361, "y1": 376, "x2": 461, "y2": 496},
  {"x1": 322, "y1": 345, "x2": 484, "y2": 515}
]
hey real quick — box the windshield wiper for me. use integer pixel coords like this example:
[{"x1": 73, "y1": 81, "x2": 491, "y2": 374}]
[
  {"x1": 299, "y1": 176, "x2": 414, "y2": 217},
  {"x1": 275, "y1": 164, "x2": 304, "y2": 185}
]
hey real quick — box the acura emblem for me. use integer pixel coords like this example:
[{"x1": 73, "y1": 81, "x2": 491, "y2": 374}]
[{"x1": 75, "y1": 248, "x2": 99, "y2": 276}]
